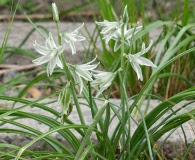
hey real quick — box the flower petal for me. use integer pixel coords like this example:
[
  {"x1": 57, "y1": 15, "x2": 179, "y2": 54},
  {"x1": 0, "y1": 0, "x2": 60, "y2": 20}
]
[
  {"x1": 46, "y1": 32, "x2": 57, "y2": 49},
  {"x1": 73, "y1": 35, "x2": 86, "y2": 41},
  {"x1": 130, "y1": 59, "x2": 143, "y2": 81},
  {"x1": 32, "y1": 54, "x2": 52, "y2": 65},
  {"x1": 33, "y1": 41, "x2": 51, "y2": 55},
  {"x1": 137, "y1": 57, "x2": 157, "y2": 67},
  {"x1": 71, "y1": 23, "x2": 84, "y2": 34},
  {"x1": 56, "y1": 56, "x2": 63, "y2": 69},
  {"x1": 114, "y1": 40, "x2": 122, "y2": 52},
  {"x1": 69, "y1": 40, "x2": 76, "y2": 55},
  {"x1": 47, "y1": 55, "x2": 58, "y2": 76}
]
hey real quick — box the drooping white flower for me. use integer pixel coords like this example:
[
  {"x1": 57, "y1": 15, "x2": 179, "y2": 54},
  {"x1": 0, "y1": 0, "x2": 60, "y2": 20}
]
[
  {"x1": 96, "y1": 6, "x2": 142, "y2": 51},
  {"x1": 61, "y1": 23, "x2": 86, "y2": 55},
  {"x1": 91, "y1": 70, "x2": 117, "y2": 97},
  {"x1": 95, "y1": 6, "x2": 130, "y2": 45},
  {"x1": 33, "y1": 32, "x2": 65, "y2": 76},
  {"x1": 95, "y1": 20, "x2": 123, "y2": 44},
  {"x1": 124, "y1": 40, "x2": 157, "y2": 81},
  {"x1": 112, "y1": 25, "x2": 142, "y2": 52},
  {"x1": 69, "y1": 57, "x2": 99, "y2": 94}
]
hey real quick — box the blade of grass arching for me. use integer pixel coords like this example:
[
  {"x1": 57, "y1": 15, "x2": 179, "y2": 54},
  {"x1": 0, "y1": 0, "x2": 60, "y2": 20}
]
[
  {"x1": 123, "y1": 0, "x2": 131, "y2": 14},
  {"x1": 82, "y1": 22, "x2": 100, "y2": 60},
  {"x1": 15, "y1": 124, "x2": 87, "y2": 160},
  {"x1": 0, "y1": 152, "x2": 27, "y2": 160},
  {"x1": 0, "y1": 118, "x2": 71, "y2": 155},
  {"x1": 0, "y1": 109, "x2": 82, "y2": 152},
  {"x1": 0, "y1": 90, "x2": 62, "y2": 117},
  {"x1": 182, "y1": 0, "x2": 189, "y2": 26},
  {"x1": 130, "y1": 91, "x2": 195, "y2": 158},
  {"x1": 113, "y1": 47, "x2": 195, "y2": 158},
  {"x1": 4, "y1": 46, "x2": 36, "y2": 59},
  {"x1": 0, "y1": 129, "x2": 69, "y2": 157},
  {"x1": 130, "y1": 106, "x2": 154, "y2": 160},
  {"x1": 158, "y1": 73, "x2": 193, "y2": 88},
  {"x1": 135, "y1": 34, "x2": 195, "y2": 116},
  {"x1": 24, "y1": 12, "x2": 47, "y2": 39},
  {"x1": 0, "y1": 94, "x2": 85, "y2": 145},
  {"x1": 0, "y1": 95, "x2": 85, "y2": 137},
  {"x1": 18, "y1": 70, "x2": 62, "y2": 98},
  {"x1": 99, "y1": 102, "x2": 110, "y2": 156},
  {"x1": 74, "y1": 100, "x2": 108, "y2": 160},
  {"x1": 79, "y1": 144, "x2": 95, "y2": 160},
  {"x1": 85, "y1": 81, "x2": 104, "y2": 150},
  {"x1": 0, "y1": 0, "x2": 19, "y2": 63},
  {"x1": 127, "y1": 0, "x2": 136, "y2": 23},
  {"x1": 96, "y1": 0, "x2": 118, "y2": 21},
  {"x1": 0, "y1": 95, "x2": 59, "y2": 116},
  {"x1": 160, "y1": 34, "x2": 195, "y2": 68},
  {"x1": 159, "y1": 24, "x2": 195, "y2": 66},
  {"x1": 152, "y1": 110, "x2": 195, "y2": 143},
  {"x1": 0, "y1": 144, "x2": 28, "y2": 159},
  {"x1": 183, "y1": 138, "x2": 195, "y2": 160},
  {"x1": 59, "y1": 0, "x2": 96, "y2": 18},
  {"x1": 31, "y1": 154, "x2": 74, "y2": 160},
  {"x1": 154, "y1": 28, "x2": 176, "y2": 65},
  {"x1": 132, "y1": 21, "x2": 173, "y2": 43},
  {"x1": 140, "y1": 0, "x2": 148, "y2": 28},
  {"x1": 82, "y1": 83, "x2": 104, "y2": 132},
  {"x1": 132, "y1": 104, "x2": 195, "y2": 159},
  {"x1": 18, "y1": 25, "x2": 49, "y2": 48},
  {"x1": 131, "y1": 89, "x2": 195, "y2": 148}
]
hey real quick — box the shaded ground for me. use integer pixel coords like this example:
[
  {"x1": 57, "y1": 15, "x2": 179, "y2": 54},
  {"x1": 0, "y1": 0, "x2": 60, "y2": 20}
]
[{"x1": 0, "y1": 0, "x2": 188, "y2": 22}]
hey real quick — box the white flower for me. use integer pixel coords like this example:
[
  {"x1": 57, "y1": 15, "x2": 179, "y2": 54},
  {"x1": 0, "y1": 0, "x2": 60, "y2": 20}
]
[
  {"x1": 124, "y1": 40, "x2": 157, "y2": 81},
  {"x1": 91, "y1": 70, "x2": 117, "y2": 97},
  {"x1": 69, "y1": 57, "x2": 99, "y2": 94},
  {"x1": 95, "y1": 6, "x2": 130, "y2": 45},
  {"x1": 95, "y1": 20, "x2": 123, "y2": 44},
  {"x1": 112, "y1": 25, "x2": 142, "y2": 52},
  {"x1": 33, "y1": 32, "x2": 65, "y2": 76},
  {"x1": 61, "y1": 23, "x2": 86, "y2": 55}
]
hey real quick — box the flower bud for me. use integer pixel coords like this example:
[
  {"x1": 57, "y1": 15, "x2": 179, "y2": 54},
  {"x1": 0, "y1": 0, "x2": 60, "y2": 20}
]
[
  {"x1": 122, "y1": 5, "x2": 129, "y2": 25},
  {"x1": 58, "y1": 84, "x2": 73, "y2": 123},
  {"x1": 52, "y1": 3, "x2": 59, "y2": 23}
]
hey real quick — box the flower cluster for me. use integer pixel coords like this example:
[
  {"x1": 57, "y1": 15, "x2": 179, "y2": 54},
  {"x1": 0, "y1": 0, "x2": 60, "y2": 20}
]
[
  {"x1": 95, "y1": 5, "x2": 157, "y2": 80},
  {"x1": 32, "y1": 3, "x2": 117, "y2": 97},
  {"x1": 32, "y1": 3, "x2": 157, "y2": 99},
  {"x1": 33, "y1": 4, "x2": 85, "y2": 76},
  {"x1": 95, "y1": 6, "x2": 142, "y2": 52}
]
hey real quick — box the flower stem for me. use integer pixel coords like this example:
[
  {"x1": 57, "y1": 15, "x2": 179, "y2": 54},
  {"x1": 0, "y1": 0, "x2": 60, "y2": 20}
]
[
  {"x1": 54, "y1": 21, "x2": 86, "y2": 126},
  {"x1": 55, "y1": 22, "x2": 62, "y2": 45},
  {"x1": 120, "y1": 23, "x2": 131, "y2": 157}
]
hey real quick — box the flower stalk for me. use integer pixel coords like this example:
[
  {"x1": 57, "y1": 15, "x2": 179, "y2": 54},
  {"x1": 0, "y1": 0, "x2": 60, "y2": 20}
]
[{"x1": 53, "y1": 10, "x2": 86, "y2": 126}]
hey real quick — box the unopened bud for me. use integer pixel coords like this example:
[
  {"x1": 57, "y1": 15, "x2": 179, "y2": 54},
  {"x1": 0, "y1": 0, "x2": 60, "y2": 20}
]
[
  {"x1": 122, "y1": 5, "x2": 129, "y2": 25},
  {"x1": 52, "y1": 3, "x2": 59, "y2": 23},
  {"x1": 58, "y1": 84, "x2": 73, "y2": 123}
]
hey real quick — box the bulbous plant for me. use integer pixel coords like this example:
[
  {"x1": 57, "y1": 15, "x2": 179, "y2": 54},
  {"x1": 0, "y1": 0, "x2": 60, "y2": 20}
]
[{"x1": 0, "y1": 2, "x2": 195, "y2": 160}]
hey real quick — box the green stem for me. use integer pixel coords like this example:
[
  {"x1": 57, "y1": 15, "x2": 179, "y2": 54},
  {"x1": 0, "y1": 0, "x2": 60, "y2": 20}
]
[
  {"x1": 60, "y1": 54, "x2": 86, "y2": 126},
  {"x1": 120, "y1": 23, "x2": 126, "y2": 159},
  {"x1": 54, "y1": 21, "x2": 86, "y2": 126},
  {"x1": 55, "y1": 22, "x2": 62, "y2": 45}
]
